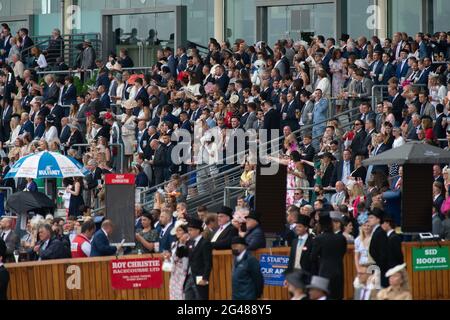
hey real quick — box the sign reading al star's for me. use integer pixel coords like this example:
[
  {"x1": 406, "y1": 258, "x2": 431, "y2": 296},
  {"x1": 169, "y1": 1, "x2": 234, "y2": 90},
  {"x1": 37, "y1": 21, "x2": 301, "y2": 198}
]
[{"x1": 412, "y1": 247, "x2": 450, "y2": 271}]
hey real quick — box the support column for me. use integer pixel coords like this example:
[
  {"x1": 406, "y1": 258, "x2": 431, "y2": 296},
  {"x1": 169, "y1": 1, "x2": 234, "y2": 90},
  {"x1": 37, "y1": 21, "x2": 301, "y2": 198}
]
[
  {"x1": 375, "y1": 0, "x2": 388, "y2": 38},
  {"x1": 214, "y1": 0, "x2": 224, "y2": 42}
]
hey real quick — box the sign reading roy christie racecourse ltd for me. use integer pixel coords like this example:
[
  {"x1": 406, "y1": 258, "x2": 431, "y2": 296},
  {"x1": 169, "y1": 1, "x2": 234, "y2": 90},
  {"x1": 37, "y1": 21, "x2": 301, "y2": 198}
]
[{"x1": 110, "y1": 258, "x2": 163, "y2": 290}]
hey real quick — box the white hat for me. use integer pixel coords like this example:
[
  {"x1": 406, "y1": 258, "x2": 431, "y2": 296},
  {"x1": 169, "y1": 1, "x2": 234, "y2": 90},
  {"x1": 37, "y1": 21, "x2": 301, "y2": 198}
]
[
  {"x1": 229, "y1": 94, "x2": 240, "y2": 105},
  {"x1": 170, "y1": 219, "x2": 188, "y2": 236},
  {"x1": 385, "y1": 263, "x2": 407, "y2": 278},
  {"x1": 355, "y1": 59, "x2": 369, "y2": 70}
]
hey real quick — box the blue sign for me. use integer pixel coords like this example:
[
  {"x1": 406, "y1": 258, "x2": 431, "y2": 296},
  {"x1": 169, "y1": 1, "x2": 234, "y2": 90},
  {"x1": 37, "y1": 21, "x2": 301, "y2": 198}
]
[{"x1": 259, "y1": 255, "x2": 289, "y2": 287}]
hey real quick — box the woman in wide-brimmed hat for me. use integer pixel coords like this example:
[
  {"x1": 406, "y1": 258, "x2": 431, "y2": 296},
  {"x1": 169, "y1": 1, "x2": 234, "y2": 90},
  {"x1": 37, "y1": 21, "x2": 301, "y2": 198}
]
[{"x1": 377, "y1": 264, "x2": 412, "y2": 300}]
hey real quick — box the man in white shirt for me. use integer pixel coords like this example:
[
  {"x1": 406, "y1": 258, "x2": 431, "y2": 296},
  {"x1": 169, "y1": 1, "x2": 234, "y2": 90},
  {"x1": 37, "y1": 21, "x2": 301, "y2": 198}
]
[
  {"x1": 331, "y1": 181, "x2": 347, "y2": 209},
  {"x1": 211, "y1": 206, "x2": 237, "y2": 250}
]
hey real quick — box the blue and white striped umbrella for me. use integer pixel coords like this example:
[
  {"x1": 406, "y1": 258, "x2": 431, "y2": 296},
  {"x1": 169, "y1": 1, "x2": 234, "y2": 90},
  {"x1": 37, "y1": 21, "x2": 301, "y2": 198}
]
[{"x1": 5, "y1": 151, "x2": 90, "y2": 179}]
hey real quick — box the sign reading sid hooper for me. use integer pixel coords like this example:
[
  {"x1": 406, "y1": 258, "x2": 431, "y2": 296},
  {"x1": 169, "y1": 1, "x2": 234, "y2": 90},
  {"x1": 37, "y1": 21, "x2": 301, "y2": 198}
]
[{"x1": 412, "y1": 247, "x2": 450, "y2": 271}]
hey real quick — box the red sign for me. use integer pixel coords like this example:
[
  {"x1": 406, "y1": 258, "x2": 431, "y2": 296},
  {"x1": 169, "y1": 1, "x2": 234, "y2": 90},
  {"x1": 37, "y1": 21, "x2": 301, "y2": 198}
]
[
  {"x1": 110, "y1": 258, "x2": 163, "y2": 290},
  {"x1": 105, "y1": 174, "x2": 136, "y2": 185}
]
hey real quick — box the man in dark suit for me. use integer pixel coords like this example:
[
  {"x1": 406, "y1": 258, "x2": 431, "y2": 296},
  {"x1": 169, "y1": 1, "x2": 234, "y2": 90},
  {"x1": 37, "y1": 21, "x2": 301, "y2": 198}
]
[
  {"x1": 434, "y1": 104, "x2": 447, "y2": 147},
  {"x1": 157, "y1": 209, "x2": 175, "y2": 252},
  {"x1": 59, "y1": 117, "x2": 71, "y2": 145},
  {"x1": 98, "y1": 85, "x2": 111, "y2": 111},
  {"x1": 0, "y1": 217, "x2": 19, "y2": 263},
  {"x1": 18, "y1": 113, "x2": 34, "y2": 138},
  {"x1": 243, "y1": 212, "x2": 266, "y2": 251},
  {"x1": 281, "y1": 206, "x2": 299, "y2": 247},
  {"x1": 44, "y1": 75, "x2": 60, "y2": 102},
  {"x1": 179, "y1": 111, "x2": 193, "y2": 134},
  {"x1": 350, "y1": 120, "x2": 367, "y2": 159},
  {"x1": 281, "y1": 91, "x2": 300, "y2": 132},
  {"x1": 299, "y1": 135, "x2": 315, "y2": 184},
  {"x1": 213, "y1": 65, "x2": 230, "y2": 93},
  {"x1": 286, "y1": 215, "x2": 314, "y2": 275},
  {"x1": 176, "y1": 46, "x2": 188, "y2": 73},
  {"x1": 379, "y1": 53, "x2": 396, "y2": 85},
  {"x1": 262, "y1": 100, "x2": 281, "y2": 141},
  {"x1": 177, "y1": 218, "x2": 212, "y2": 300},
  {"x1": 311, "y1": 211, "x2": 347, "y2": 300},
  {"x1": 134, "y1": 78, "x2": 149, "y2": 107},
  {"x1": 164, "y1": 47, "x2": 178, "y2": 78},
  {"x1": 32, "y1": 224, "x2": 69, "y2": 260},
  {"x1": 19, "y1": 28, "x2": 34, "y2": 63},
  {"x1": 395, "y1": 49, "x2": 410, "y2": 79},
  {"x1": 150, "y1": 139, "x2": 167, "y2": 186},
  {"x1": 360, "y1": 119, "x2": 377, "y2": 157},
  {"x1": 33, "y1": 115, "x2": 46, "y2": 140},
  {"x1": 1, "y1": 99, "x2": 13, "y2": 142},
  {"x1": 211, "y1": 206, "x2": 238, "y2": 250},
  {"x1": 381, "y1": 216, "x2": 404, "y2": 270},
  {"x1": 161, "y1": 105, "x2": 180, "y2": 126},
  {"x1": 90, "y1": 220, "x2": 118, "y2": 257},
  {"x1": 231, "y1": 236, "x2": 264, "y2": 300},
  {"x1": 0, "y1": 238, "x2": 9, "y2": 300},
  {"x1": 62, "y1": 76, "x2": 77, "y2": 106},
  {"x1": 369, "y1": 50, "x2": 384, "y2": 84},
  {"x1": 372, "y1": 133, "x2": 391, "y2": 175},
  {"x1": 368, "y1": 208, "x2": 389, "y2": 287},
  {"x1": 140, "y1": 126, "x2": 159, "y2": 161},
  {"x1": 388, "y1": 85, "x2": 406, "y2": 125},
  {"x1": 46, "y1": 99, "x2": 65, "y2": 133}
]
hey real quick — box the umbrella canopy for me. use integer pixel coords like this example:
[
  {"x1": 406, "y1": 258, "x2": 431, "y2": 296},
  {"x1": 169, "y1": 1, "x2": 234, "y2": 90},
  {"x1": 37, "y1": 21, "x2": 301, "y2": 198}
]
[
  {"x1": 6, "y1": 191, "x2": 55, "y2": 214},
  {"x1": 362, "y1": 142, "x2": 450, "y2": 166},
  {"x1": 5, "y1": 151, "x2": 89, "y2": 179}
]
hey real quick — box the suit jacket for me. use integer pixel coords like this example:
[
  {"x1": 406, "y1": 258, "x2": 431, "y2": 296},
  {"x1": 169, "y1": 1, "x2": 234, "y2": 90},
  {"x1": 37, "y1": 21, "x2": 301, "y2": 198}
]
[
  {"x1": 369, "y1": 226, "x2": 389, "y2": 275},
  {"x1": 1, "y1": 105, "x2": 13, "y2": 142},
  {"x1": 90, "y1": 230, "x2": 117, "y2": 257},
  {"x1": 134, "y1": 87, "x2": 149, "y2": 107},
  {"x1": 159, "y1": 222, "x2": 175, "y2": 252},
  {"x1": 372, "y1": 143, "x2": 391, "y2": 174},
  {"x1": 96, "y1": 73, "x2": 111, "y2": 90},
  {"x1": 60, "y1": 125, "x2": 71, "y2": 144},
  {"x1": 387, "y1": 232, "x2": 404, "y2": 269},
  {"x1": 19, "y1": 120, "x2": 34, "y2": 138},
  {"x1": 49, "y1": 105, "x2": 65, "y2": 123},
  {"x1": 34, "y1": 237, "x2": 69, "y2": 260},
  {"x1": 76, "y1": 103, "x2": 91, "y2": 134},
  {"x1": 45, "y1": 83, "x2": 60, "y2": 102},
  {"x1": 21, "y1": 36, "x2": 35, "y2": 60},
  {"x1": 286, "y1": 234, "x2": 314, "y2": 274},
  {"x1": 211, "y1": 224, "x2": 238, "y2": 250},
  {"x1": 370, "y1": 60, "x2": 384, "y2": 84},
  {"x1": 62, "y1": 84, "x2": 77, "y2": 106},
  {"x1": 232, "y1": 251, "x2": 264, "y2": 300},
  {"x1": 391, "y1": 94, "x2": 406, "y2": 124},
  {"x1": 263, "y1": 108, "x2": 281, "y2": 132},
  {"x1": 350, "y1": 129, "x2": 367, "y2": 157},
  {"x1": 214, "y1": 74, "x2": 230, "y2": 93},
  {"x1": 177, "y1": 54, "x2": 188, "y2": 73},
  {"x1": 34, "y1": 123, "x2": 45, "y2": 140},
  {"x1": 167, "y1": 55, "x2": 178, "y2": 78},
  {"x1": 0, "y1": 265, "x2": 8, "y2": 301},
  {"x1": 360, "y1": 129, "x2": 377, "y2": 157},
  {"x1": 380, "y1": 63, "x2": 396, "y2": 85},
  {"x1": 282, "y1": 101, "x2": 300, "y2": 132},
  {"x1": 100, "y1": 93, "x2": 111, "y2": 111},
  {"x1": 2, "y1": 230, "x2": 19, "y2": 263},
  {"x1": 434, "y1": 113, "x2": 447, "y2": 139},
  {"x1": 331, "y1": 160, "x2": 355, "y2": 187},
  {"x1": 81, "y1": 47, "x2": 96, "y2": 70},
  {"x1": 396, "y1": 60, "x2": 410, "y2": 79},
  {"x1": 244, "y1": 226, "x2": 266, "y2": 251},
  {"x1": 415, "y1": 69, "x2": 430, "y2": 86},
  {"x1": 177, "y1": 237, "x2": 213, "y2": 282},
  {"x1": 418, "y1": 102, "x2": 435, "y2": 120},
  {"x1": 311, "y1": 231, "x2": 347, "y2": 300},
  {"x1": 322, "y1": 163, "x2": 335, "y2": 188}
]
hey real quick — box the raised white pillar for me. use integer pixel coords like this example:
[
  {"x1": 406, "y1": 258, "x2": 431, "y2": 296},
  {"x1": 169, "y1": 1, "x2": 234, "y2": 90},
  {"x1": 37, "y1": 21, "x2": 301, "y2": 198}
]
[
  {"x1": 375, "y1": 0, "x2": 388, "y2": 39},
  {"x1": 214, "y1": 0, "x2": 224, "y2": 42}
]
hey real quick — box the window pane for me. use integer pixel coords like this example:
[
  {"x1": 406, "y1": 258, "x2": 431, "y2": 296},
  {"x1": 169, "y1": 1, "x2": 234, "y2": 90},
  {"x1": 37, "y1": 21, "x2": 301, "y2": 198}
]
[
  {"x1": 225, "y1": 0, "x2": 256, "y2": 44},
  {"x1": 390, "y1": 0, "x2": 421, "y2": 35},
  {"x1": 433, "y1": 0, "x2": 450, "y2": 32},
  {"x1": 346, "y1": 0, "x2": 375, "y2": 38}
]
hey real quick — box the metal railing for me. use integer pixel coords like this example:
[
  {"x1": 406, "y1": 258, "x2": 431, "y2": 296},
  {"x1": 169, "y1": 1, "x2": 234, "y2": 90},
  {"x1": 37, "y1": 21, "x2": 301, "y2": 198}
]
[
  {"x1": 371, "y1": 84, "x2": 428, "y2": 109},
  {"x1": 36, "y1": 69, "x2": 94, "y2": 79}
]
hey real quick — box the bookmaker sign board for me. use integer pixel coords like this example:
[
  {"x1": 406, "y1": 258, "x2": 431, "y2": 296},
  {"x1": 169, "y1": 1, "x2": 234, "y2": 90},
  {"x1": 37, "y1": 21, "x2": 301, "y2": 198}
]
[
  {"x1": 259, "y1": 255, "x2": 289, "y2": 286},
  {"x1": 412, "y1": 247, "x2": 450, "y2": 271},
  {"x1": 110, "y1": 258, "x2": 163, "y2": 290}
]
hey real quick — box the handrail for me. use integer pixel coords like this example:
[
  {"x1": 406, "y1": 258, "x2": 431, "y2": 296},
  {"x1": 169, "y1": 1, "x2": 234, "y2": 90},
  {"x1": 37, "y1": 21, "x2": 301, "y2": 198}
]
[{"x1": 139, "y1": 103, "x2": 363, "y2": 201}]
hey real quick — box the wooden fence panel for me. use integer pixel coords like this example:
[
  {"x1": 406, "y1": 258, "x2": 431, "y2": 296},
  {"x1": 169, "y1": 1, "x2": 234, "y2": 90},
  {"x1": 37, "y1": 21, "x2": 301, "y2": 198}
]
[{"x1": 5, "y1": 242, "x2": 450, "y2": 300}]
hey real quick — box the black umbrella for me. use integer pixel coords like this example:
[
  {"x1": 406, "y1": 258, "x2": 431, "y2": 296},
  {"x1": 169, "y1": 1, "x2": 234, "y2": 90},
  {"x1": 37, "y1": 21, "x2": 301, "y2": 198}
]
[
  {"x1": 362, "y1": 142, "x2": 450, "y2": 166},
  {"x1": 6, "y1": 191, "x2": 55, "y2": 214}
]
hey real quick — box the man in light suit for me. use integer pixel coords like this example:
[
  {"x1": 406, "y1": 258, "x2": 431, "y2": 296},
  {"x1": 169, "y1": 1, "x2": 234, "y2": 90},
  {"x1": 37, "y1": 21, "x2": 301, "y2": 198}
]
[
  {"x1": 312, "y1": 89, "x2": 328, "y2": 150},
  {"x1": 80, "y1": 40, "x2": 96, "y2": 70},
  {"x1": 90, "y1": 220, "x2": 118, "y2": 257},
  {"x1": 75, "y1": 95, "x2": 91, "y2": 135},
  {"x1": 243, "y1": 103, "x2": 257, "y2": 131},
  {"x1": 176, "y1": 46, "x2": 188, "y2": 73},
  {"x1": 418, "y1": 91, "x2": 436, "y2": 120},
  {"x1": 330, "y1": 182, "x2": 347, "y2": 210}
]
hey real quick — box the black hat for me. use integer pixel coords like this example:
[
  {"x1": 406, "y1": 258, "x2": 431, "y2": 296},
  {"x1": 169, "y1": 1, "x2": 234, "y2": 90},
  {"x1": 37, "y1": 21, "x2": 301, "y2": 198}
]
[
  {"x1": 246, "y1": 211, "x2": 261, "y2": 223},
  {"x1": 46, "y1": 114, "x2": 56, "y2": 124},
  {"x1": 218, "y1": 206, "x2": 233, "y2": 218},
  {"x1": 285, "y1": 270, "x2": 311, "y2": 290},
  {"x1": 0, "y1": 238, "x2": 6, "y2": 260},
  {"x1": 231, "y1": 236, "x2": 247, "y2": 246},
  {"x1": 94, "y1": 118, "x2": 104, "y2": 126},
  {"x1": 188, "y1": 218, "x2": 204, "y2": 231},
  {"x1": 318, "y1": 211, "x2": 332, "y2": 226},
  {"x1": 368, "y1": 208, "x2": 385, "y2": 220},
  {"x1": 209, "y1": 38, "x2": 218, "y2": 44},
  {"x1": 340, "y1": 33, "x2": 350, "y2": 42},
  {"x1": 296, "y1": 215, "x2": 310, "y2": 227}
]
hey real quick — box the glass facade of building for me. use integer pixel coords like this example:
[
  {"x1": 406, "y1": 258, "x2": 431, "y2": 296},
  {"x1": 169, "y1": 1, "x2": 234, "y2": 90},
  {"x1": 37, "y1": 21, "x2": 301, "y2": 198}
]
[{"x1": 0, "y1": 0, "x2": 449, "y2": 48}]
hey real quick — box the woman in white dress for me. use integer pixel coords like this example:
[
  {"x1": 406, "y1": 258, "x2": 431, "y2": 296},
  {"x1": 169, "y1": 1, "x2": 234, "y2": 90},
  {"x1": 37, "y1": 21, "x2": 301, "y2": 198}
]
[
  {"x1": 354, "y1": 216, "x2": 374, "y2": 273},
  {"x1": 42, "y1": 115, "x2": 59, "y2": 143},
  {"x1": 120, "y1": 99, "x2": 137, "y2": 170}
]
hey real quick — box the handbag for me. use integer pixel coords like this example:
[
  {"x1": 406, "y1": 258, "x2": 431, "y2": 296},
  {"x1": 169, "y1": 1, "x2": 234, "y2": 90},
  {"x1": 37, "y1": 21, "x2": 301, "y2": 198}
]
[{"x1": 162, "y1": 258, "x2": 174, "y2": 273}]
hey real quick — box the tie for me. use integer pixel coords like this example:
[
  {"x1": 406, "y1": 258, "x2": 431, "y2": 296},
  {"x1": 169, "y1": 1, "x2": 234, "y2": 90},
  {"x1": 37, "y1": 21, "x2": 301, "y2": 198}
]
[{"x1": 1, "y1": 232, "x2": 6, "y2": 240}]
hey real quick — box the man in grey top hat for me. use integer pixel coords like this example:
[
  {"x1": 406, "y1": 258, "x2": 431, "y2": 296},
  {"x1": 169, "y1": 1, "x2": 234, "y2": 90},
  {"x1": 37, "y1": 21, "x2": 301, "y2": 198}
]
[{"x1": 307, "y1": 276, "x2": 330, "y2": 300}]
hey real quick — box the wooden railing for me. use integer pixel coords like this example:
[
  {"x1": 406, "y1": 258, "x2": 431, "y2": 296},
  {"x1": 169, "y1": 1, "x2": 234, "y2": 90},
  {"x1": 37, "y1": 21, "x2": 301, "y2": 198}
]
[{"x1": 5, "y1": 242, "x2": 450, "y2": 300}]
